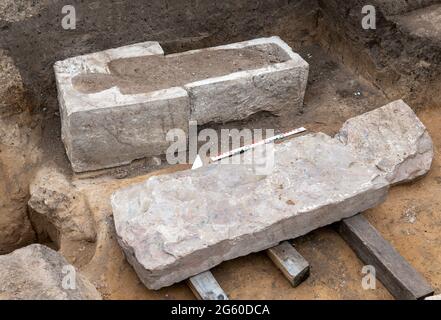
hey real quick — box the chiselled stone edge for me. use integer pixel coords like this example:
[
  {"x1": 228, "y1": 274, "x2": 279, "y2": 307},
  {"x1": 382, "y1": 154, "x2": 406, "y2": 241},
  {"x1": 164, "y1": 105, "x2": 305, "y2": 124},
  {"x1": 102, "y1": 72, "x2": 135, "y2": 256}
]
[{"x1": 112, "y1": 181, "x2": 388, "y2": 290}]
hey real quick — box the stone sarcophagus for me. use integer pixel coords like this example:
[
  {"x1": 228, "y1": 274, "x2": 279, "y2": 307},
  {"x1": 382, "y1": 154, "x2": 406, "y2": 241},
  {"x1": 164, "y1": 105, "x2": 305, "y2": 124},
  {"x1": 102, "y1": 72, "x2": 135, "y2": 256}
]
[{"x1": 54, "y1": 37, "x2": 309, "y2": 172}]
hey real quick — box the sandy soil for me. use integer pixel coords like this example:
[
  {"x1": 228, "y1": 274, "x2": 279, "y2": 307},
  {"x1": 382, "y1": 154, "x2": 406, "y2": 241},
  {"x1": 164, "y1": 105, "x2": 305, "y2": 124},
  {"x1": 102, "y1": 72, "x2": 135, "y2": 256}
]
[{"x1": 2, "y1": 0, "x2": 440, "y2": 301}]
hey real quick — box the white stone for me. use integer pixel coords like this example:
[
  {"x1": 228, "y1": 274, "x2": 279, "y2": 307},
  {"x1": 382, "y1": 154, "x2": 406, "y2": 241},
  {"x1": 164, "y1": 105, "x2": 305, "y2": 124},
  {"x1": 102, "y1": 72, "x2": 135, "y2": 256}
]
[
  {"x1": 112, "y1": 133, "x2": 389, "y2": 289},
  {"x1": 0, "y1": 244, "x2": 102, "y2": 300},
  {"x1": 336, "y1": 100, "x2": 433, "y2": 185},
  {"x1": 55, "y1": 37, "x2": 308, "y2": 172},
  {"x1": 55, "y1": 41, "x2": 190, "y2": 172},
  {"x1": 184, "y1": 37, "x2": 309, "y2": 124},
  {"x1": 425, "y1": 294, "x2": 441, "y2": 300}
]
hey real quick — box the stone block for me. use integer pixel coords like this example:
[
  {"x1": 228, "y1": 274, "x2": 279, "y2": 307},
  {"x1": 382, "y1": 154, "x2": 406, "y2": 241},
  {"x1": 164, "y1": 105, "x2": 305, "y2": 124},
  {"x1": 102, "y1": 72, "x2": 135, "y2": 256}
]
[
  {"x1": 112, "y1": 133, "x2": 389, "y2": 289},
  {"x1": 0, "y1": 244, "x2": 101, "y2": 300},
  {"x1": 184, "y1": 37, "x2": 309, "y2": 124},
  {"x1": 55, "y1": 37, "x2": 308, "y2": 172},
  {"x1": 111, "y1": 100, "x2": 434, "y2": 290}
]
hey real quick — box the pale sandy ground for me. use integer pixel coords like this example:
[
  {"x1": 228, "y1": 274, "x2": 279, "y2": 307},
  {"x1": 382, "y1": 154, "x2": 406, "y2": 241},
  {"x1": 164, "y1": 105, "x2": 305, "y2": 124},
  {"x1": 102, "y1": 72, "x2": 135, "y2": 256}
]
[
  {"x1": 15, "y1": 42, "x2": 437, "y2": 301},
  {"x1": 70, "y1": 105, "x2": 439, "y2": 300}
]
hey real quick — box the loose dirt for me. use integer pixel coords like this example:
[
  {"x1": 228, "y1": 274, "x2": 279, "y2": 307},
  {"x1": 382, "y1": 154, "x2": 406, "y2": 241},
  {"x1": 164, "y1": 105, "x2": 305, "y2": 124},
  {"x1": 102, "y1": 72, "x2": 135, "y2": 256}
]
[{"x1": 72, "y1": 43, "x2": 289, "y2": 95}]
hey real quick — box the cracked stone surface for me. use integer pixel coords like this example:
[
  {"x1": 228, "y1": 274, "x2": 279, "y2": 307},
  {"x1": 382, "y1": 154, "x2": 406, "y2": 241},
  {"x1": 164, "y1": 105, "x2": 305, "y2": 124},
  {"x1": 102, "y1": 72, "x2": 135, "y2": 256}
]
[
  {"x1": 111, "y1": 100, "x2": 434, "y2": 290},
  {"x1": 55, "y1": 37, "x2": 308, "y2": 172},
  {"x1": 0, "y1": 244, "x2": 102, "y2": 300},
  {"x1": 336, "y1": 100, "x2": 433, "y2": 185},
  {"x1": 112, "y1": 132, "x2": 390, "y2": 289}
]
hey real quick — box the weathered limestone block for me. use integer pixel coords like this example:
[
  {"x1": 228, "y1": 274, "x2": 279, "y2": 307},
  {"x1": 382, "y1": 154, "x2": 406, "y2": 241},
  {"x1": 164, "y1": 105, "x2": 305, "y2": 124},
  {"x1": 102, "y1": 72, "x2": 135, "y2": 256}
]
[
  {"x1": 55, "y1": 41, "x2": 190, "y2": 172},
  {"x1": 425, "y1": 294, "x2": 441, "y2": 300},
  {"x1": 112, "y1": 133, "x2": 389, "y2": 289},
  {"x1": 0, "y1": 50, "x2": 27, "y2": 116},
  {"x1": 111, "y1": 100, "x2": 434, "y2": 290},
  {"x1": 28, "y1": 167, "x2": 97, "y2": 247},
  {"x1": 55, "y1": 37, "x2": 308, "y2": 172},
  {"x1": 336, "y1": 100, "x2": 433, "y2": 185},
  {"x1": 0, "y1": 244, "x2": 102, "y2": 300},
  {"x1": 185, "y1": 37, "x2": 309, "y2": 124},
  {"x1": 0, "y1": 51, "x2": 39, "y2": 254}
]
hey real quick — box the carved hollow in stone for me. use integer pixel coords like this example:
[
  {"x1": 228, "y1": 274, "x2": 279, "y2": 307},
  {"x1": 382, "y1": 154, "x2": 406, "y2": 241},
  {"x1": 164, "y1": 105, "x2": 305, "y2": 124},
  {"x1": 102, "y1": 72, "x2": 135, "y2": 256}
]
[{"x1": 55, "y1": 37, "x2": 308, "y2": 172}]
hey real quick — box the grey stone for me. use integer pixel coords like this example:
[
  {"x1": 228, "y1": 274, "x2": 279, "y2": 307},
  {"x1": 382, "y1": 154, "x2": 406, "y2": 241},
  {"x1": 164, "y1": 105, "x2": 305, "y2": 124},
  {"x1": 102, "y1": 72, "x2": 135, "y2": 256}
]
[
  {"x1": 336, "y1": 100, "x2": 433, "y2": 185},
  {"x1": 112, "y1": 133, "x2": 389, "y2": 289},
  {"x1": 389, "y1": 4, "x2": 441, "y2": 42},
  {"x1": 185, "y1": 37, "x2": 309, "y2": 124},
  {"x1": 28, "y1": 167, "x2": 97, "y2": 246},
  {"x1": 0, "y1": 244, "x2": 102, "y2": 300},
  {"x1": 55, "y1": 37, "x2": 308, "y2": 172},
  {"x1": 55, "y1": 41, "x2": 190, "y2": 172}
]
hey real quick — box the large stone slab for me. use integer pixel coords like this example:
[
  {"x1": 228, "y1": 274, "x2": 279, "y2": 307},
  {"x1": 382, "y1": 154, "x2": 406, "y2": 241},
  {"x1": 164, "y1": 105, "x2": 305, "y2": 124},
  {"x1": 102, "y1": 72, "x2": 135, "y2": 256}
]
[
  {"x1": 55, "y1": 37, "x2": 308, "y2": 172},
  {"x1": 0, "y1": 244, "x2": 101, "y2": 300},
  {"x1": 336, "y1": 100, "x2": 433, "y2": 185},
  {"x1": 111, "y1": 100, "x2": 434, "y2": 290},
  {"x1": 112, "y1": 133, "x2": 390, "y2": 289}
]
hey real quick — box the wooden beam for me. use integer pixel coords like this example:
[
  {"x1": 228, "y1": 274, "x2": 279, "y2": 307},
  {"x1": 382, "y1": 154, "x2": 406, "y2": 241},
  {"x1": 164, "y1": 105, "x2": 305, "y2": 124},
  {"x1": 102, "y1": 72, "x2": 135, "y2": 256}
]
[
  {"x1": 338, "y1": 214, "x2": 434, "y2": 300},
  {"x1": 188, "y1": 271, "x2": 229, "y2": 300},
  {"x1": 267, "y1": 241, "x2": 310, "y2": 287}
]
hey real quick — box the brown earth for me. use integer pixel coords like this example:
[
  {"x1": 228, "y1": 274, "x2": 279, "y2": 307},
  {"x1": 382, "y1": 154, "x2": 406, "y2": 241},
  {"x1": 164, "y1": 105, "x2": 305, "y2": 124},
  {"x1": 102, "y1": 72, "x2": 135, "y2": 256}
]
[{"x1": 73, "y1": 43, "x2": 289, "y2": 95}]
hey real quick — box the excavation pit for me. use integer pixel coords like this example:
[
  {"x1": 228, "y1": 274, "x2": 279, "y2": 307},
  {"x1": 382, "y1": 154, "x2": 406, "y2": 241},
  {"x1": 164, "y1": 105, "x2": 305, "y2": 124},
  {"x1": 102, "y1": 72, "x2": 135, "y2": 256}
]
[{"x1": 55, "y1": 37, "x2": 308, "y2": 172}]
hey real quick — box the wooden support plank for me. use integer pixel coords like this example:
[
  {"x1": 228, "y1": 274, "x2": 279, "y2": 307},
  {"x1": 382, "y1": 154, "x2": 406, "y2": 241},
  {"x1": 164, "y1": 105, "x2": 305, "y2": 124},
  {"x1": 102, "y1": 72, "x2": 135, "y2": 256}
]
[
  {"x1": 267, "y1": 241, "x2": 310, "y2": 287},
  {"x1": 338, "y1": 214, "x2": 434, "y2": 300},
  {"x1": 188, "y1": 241, "x2": 309, "y2": 299},
  {"x1": 188, "y1": 271, "x2": 229, "y2": 300}
]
